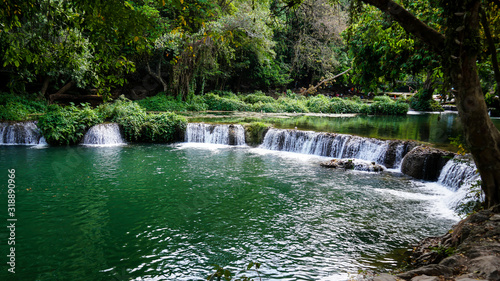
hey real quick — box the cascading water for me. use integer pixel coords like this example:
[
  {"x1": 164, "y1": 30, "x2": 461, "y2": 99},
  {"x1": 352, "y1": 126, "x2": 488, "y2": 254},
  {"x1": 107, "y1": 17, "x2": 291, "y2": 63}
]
[
  {"x1": 185, "y1": 123, "x2": 246, "y2": 145},
  {"x1": 437, "y1": 155, "x2": 481, "y2": 210},
  {"x1": 82, "y1": 123, "x2": 126, "y2": 146},
  {"x1": 260, "y1": 128, "x2": 406, "y2": 167},
  {"x1": 438, "y1": 155, "x2": 479, "y2": 191},
  {"x1": 0, "y1": 121, "x2": 46, "y2": 145}
]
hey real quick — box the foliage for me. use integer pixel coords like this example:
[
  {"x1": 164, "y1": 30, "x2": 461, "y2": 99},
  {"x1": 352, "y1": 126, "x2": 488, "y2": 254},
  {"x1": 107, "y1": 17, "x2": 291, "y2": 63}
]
[
  {"x1": 38, "y1": 103, "x2": 102, "y2": 145},
  {"x1": 0, "y1": 92, "x2": 47, "y2": 121},
  {"x1": 241, "y1": 92, "x2": 276, "y2": 104},
  {"x1": 328, "y1": 97, "x2": 365, "y2": 113},
  {"x1": 37, "y1": 97, "x2": 187, "y2": 145},
  {"x1": 456, "y1": 179, "x2": 484, "y2": 217},
  {"x1": 409, "y1": 90, "x2": 444, "y2": 112},
  {"x1": 137, "y1": 94, "x2": 188, "y2": 112},
  {"x1": 363, "y1": 99, "x2": 409, "y2": 115},
  {"x1": 306, "y1": 95, "x2": 331, "y2": 113},
  {"x1": 485, "y1": 93, "x2": 500, "y2": 117},
  {"x1": 118, "y1": 112, "x2": 187, "y2": 143},
  {"x1": 202, "y1": 93, "x2": 250, "y2": 111},
  {"x1": 277, "y1": 97, "x2": 309, "y2": 113},
  {"x1": 243, "y1": 122, "x2": 271, "y2": 146}
]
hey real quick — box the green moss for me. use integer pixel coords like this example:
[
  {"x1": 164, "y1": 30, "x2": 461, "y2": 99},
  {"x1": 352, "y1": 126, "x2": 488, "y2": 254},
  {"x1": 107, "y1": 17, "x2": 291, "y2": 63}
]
[{"x1": 243, "y1": 122, "x2": 271, "y2": 146}]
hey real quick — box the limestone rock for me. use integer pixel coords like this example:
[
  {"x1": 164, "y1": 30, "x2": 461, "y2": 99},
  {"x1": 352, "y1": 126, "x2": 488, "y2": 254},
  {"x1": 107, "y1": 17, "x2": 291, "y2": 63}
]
[
  {"x1": 401, "y1": 146, "x2": 455, "y2": 181},
  {"x1": 396, "y1": 264, "x2": 453, "y2": 280},
  {"x1": 467, "y1": 255, "x2": 500, "y2": 280},
  {"x1": 374, "y1": 273, "x2": 400, "y2": 281},
  {"x1": 410, "y1": 275, "x2": 440, "y2": 281},
  {"x1": 383, "y1": 140, "x2": 419, "y2": 168},
  {"x1": 320, "y1": 159, "x2": 385, "y2": 172}
]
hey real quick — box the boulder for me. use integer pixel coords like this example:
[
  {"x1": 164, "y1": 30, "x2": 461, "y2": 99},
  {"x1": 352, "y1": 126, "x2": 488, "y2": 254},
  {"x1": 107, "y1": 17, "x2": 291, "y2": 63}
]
[
  {"x1": 396, "y1": 265, "x2": 453, "y2": 280},
  {"x1": 320, "y1": 159, "x2": 385, "y2": 172},
  {"x1": 410, "y1": 275, "x2": 440, "y2": 281},
  {"x1": 401, "y1": 146, "x2": 455, "y2": 181},
  {"x1": 374, "y1": 273, "x2": 400, "y2": 281},
  {"x1": 383, "y1": 140, "x2": 419, "y2": 168}
]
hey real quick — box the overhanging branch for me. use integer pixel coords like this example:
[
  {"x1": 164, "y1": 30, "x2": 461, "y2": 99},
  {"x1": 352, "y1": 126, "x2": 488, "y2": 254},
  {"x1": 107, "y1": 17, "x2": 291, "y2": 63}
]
[{"x1": 361, "y1": 0, "x2": 446, "y2": 51}]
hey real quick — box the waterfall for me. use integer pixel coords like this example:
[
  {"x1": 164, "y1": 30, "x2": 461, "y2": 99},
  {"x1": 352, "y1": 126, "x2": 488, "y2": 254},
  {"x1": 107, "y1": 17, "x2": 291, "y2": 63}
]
[
  {"x1": 185, "y1": 123, "x2": 246, "y2": 145},
  {"x1": 0, "y1": 121, "x2": 46, "y2": 145},
  {"x1": 82, "y1": 123, "x2": 126, "y2": 146},
  {"x1": 438, "y1": 155, "x2": 479, "y2": 191},
  {"x1": 260, "y1": 128, "x2": 400, "y2": 166}
]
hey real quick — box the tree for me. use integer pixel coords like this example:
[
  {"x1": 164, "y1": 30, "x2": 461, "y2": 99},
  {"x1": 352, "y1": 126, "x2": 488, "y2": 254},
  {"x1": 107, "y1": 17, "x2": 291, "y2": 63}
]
[{"x1": 358, "y1": 0, "x2": 500, "y2": 207}]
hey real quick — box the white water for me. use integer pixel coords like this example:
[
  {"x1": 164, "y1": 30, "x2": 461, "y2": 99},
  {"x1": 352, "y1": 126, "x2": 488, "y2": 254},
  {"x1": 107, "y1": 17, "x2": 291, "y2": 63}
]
[
  {"x1": 0, "y1": 121, "x2": 47, "y2": 145},
  {"x1": 260, "y1": 128, "x2": 403, "y2": 166},
  {"x1": 185, "y1": 123, "x2": 246, "y2": 145},
  {"x1": 82, "y1": 123, "x2": 126, "y2": 146}
]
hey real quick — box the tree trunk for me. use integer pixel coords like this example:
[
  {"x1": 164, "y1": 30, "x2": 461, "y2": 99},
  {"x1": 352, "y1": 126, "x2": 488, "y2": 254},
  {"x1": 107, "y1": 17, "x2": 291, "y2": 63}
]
[
  {"x1": 41, "y1": 76, "x2": 50, "y2": 98},
  {"x1": 49, "y1": 80, "x2": 75, "y2": 103},
  {"x1": 445, "y1": 1, "x2": 500, "y2": 208},
  {"x1": 361, "y1": 0, "x2": 500, "y2": 207}
]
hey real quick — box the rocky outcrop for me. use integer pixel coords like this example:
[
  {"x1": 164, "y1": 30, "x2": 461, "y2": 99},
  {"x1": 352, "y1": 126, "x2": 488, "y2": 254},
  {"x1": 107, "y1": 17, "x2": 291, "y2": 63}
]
[
  {"x1": 401, "y1": 146, "x2": 455, "y2": 181},
  {"x1": 383, "y1": 140, "x2": 419, "y2": 168},
  {"x1": 388, "y1": 205, "x2": 500, "y2": 281},
  {"x1": 321, "y1": 159, "x2": 385, "y2": 172}
]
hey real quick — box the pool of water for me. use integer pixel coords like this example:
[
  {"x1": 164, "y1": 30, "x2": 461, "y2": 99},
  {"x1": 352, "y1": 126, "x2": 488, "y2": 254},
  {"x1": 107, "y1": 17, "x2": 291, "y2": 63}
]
[
  {"x1": 0, "y1": 144, "x2": 458, "y2": 280},
  {"x1": 189, "y1": 112, "x2": 500, "y2": 151}
]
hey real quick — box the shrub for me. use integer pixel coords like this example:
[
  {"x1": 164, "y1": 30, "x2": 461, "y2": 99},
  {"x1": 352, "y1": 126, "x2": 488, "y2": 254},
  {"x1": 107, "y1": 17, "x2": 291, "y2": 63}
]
[
  {"x1": 373, "y1": 95, "x2": 393, "y2": 103},
  {"x1": 409, "y1": 90, "x2": 444, "y2": 111},
  {"x1": 252, "y1": 101, "x2": 286, "y2": 113},
  {"x1": 366, "y1": 100, "x2": 409, "y2": 115},
  {"x1": 277, "y1": 97, "x2": 309, "y2": 113},
  {"x1": 241, "y1": 91, "x2": 276, "y2": 104},
  {"x1": 119, "y1": 112, "x2": 187, "y2": 143},
  {"x1": 38, "y1": 103, "x2": 102, "y2": 145},
  {"x1": 203, "y1": 93, "x2": 250, "y2": 111},
  {"x1": 0, "y1": 92, "x2": 47, "y2": 121},
  {"x1": 137, "y1": 94, "x2": 187, "y2": 112},
  {"x1": 244, "y1": 122, "x2": 271, "y2": 145},
  {"x1": 306, "y1": 95, "x2": 330, "y2": 113},
  {"x1": 328, "y1": 97, "x2": 363, "y2": 113}
]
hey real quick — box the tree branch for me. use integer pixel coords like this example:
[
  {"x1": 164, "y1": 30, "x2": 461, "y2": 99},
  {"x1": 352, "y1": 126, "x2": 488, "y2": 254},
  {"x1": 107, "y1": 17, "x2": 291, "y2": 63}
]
[
  {"x1": 361, "y1": 0, "x2": 445, "y2": 51},
  {"x1": 303, "y1": 67, "x2": 352, "y2": 95},
  {"x1": 146, "y1": 61, "x2": 168, "y2": 92}
]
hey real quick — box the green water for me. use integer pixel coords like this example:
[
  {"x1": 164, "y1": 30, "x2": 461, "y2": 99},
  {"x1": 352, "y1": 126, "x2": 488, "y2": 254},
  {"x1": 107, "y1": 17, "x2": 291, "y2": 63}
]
[
  {"x1": 189, "y1": 112, "x2": 500, "y2": 151},
  {"x1": 1, "y1": 144, "x2": 457, "y2": 281}
]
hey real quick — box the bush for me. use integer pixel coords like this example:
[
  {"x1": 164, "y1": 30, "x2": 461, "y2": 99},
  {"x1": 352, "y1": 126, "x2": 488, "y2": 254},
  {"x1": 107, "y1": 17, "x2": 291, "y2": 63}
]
[
  {"x1": 38, "y1": 103, "x2": 102, "y2": 145},
  {"x1": 277, "y1": 97, "x2": 309, "y2": 113},
  {"x1": 137, "y1": 94, "x2": 187, "y2": 112},
  {"x1": 409, "y1": 90, "x2": 444, "y2": 111},
  {"x1": 243, "y1": 122, "x2": 271, "y2": 145},
  {"x1": 328, "y1": 97, "x2": 363, "y2": 113},
  {"x1": 252, "y1": 101, "x2": 286, "y2": 113},
  {"x1": 119, "y1": 112, "x2": 187, "y2": 143},
  {"x1": 306, "y1": 95, "x2": 331, "y2": 113},
  {"x1": 202, "y1": 93, "x2": 250, "y2": 111},
  {"x1": 373, "y1": 95, "x2": 393, "y2": 103},
  {"x1": 366, "y1": 100, "x2": 409, "y2": 115},
  {"x1": 0, "y1": 93, "x2": 47, "y2": 121},
  {"x1": 241, "y1": 91, "x2": 276, "y2": 104}
]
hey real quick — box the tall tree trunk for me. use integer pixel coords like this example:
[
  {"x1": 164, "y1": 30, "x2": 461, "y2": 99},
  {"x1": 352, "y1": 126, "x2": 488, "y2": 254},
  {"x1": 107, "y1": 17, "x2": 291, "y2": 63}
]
[
  {"x1": 445, "y1": 0, "x2": 500, "y2": 208},
  {"x1": 361, "y1": 0, "x2": 500, "y2": 207}
]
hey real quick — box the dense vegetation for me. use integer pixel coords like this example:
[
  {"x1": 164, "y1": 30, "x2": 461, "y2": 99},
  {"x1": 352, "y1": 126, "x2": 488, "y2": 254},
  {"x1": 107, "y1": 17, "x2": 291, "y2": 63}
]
[
  {"x1": 1, "y1": 0, "x2": 497, "y2": 111},
  {"x1": 38, "y1": 97, "x2": 187, "y2": 145}
]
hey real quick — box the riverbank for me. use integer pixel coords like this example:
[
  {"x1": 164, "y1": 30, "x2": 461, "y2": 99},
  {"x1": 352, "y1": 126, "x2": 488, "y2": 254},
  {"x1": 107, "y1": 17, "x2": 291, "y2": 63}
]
[{"x1": 360, "y1": 205, "x2": 500, "y2": 281}]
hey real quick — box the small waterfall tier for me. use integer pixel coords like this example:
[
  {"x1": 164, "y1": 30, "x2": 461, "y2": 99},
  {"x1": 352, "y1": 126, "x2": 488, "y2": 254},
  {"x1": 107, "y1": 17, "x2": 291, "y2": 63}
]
[
  {"x1": 0, "y1": 121, "x2": 46, "y2": 145},
  {"x1": 185, "y1": 123, "x2": 246, "y2": 145},
  {"x1": 260, "y1": 128, "x2": 414, "y2": 168},
  {"x1": 82, "y1": 123, "x2": 126, "y2": 146},
  {"x1": 438, "y1": 155, "x2": 479, "y2": 191}
]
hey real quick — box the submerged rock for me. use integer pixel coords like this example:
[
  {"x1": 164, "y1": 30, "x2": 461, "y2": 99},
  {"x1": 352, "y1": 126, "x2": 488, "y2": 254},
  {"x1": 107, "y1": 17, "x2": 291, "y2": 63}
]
[
  {"x1": 320, "y1": 159, "x2": 385, "y2": 172},
  {"x1": 401, "y1": 146, "x2": 455, "y2": 181}
]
